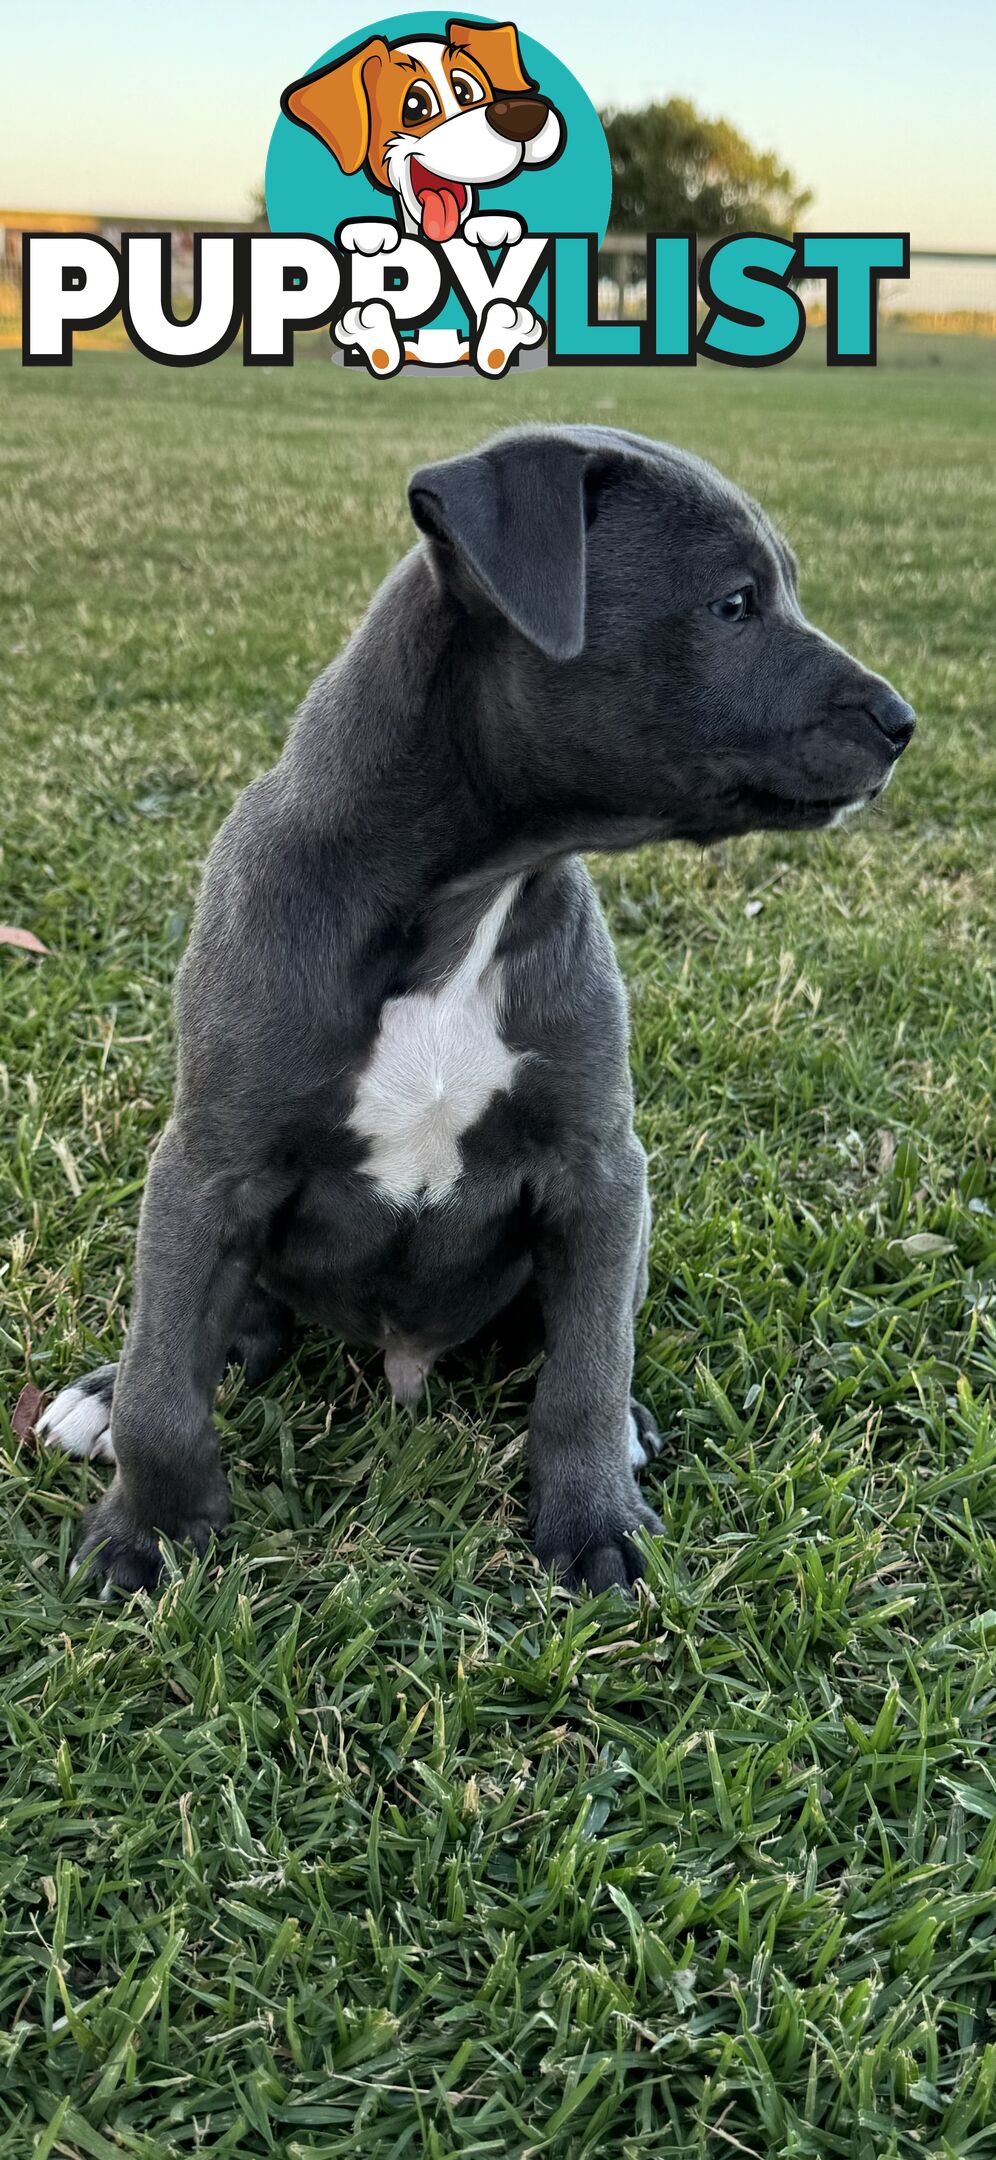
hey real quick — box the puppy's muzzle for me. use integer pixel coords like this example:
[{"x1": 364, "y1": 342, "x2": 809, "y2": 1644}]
[
  {"x1": 862, "y1": 684, "x2": 916, "y2": 758},
  {"x1": 485, "y1": 96, "x2": 550, "y2": 143},
  {"x1": 836, "y1": 681, "x2": 916, "y2": 762}
]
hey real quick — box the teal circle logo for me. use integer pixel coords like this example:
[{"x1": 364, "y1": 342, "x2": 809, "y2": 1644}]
[{"x1": 266, "y1": 14, "x2": 612, "y2": 246}]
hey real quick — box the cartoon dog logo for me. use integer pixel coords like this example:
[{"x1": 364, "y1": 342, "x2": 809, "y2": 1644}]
[{"x1": 281, "y1": 19, "x2": 564, "y2": 372}]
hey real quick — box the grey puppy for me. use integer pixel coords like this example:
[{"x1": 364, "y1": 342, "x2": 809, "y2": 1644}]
[{"x1": 40, "y1": 424, "x2": 914, "y2": 1596}]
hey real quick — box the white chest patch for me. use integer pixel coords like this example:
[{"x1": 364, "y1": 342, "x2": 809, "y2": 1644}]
[{"x1": 350, "y1": 880, "x2": 523, "y2": 1204}]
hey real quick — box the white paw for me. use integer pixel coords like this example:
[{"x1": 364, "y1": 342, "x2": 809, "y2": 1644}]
[
  {"x1": 337, "y1": 219, "x2": 401, "y2": 256},
  {"x1": 334, "y1": 301, "x2": 402, "y2": 376},
  {"x1": 38, "y1": 1383, "x2": 116, "y2": 1464},
  {"x1": 628, "y1": 1410, "x2": 648, "y2": 1471},
  {"x1": 463, "y1": 213, "x2": 524, "y2": 250},
  {"x1": 628, "y1": 1406, "x2": 662, "y2": 1472},
  {"x1": 474, "y1": 299, "x2": 544, "y2": 376}
]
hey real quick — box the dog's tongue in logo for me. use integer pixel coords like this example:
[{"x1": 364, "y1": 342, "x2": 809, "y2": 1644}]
[
  {"x1": 422, "y1": 187, "x2": 458, "y2": 242},
  {"x1": 411, "y1": 159, "x2": 468, "y2": 242}
]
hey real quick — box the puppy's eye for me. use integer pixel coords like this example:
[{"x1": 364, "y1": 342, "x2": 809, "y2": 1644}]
[
  {"x1": 451, "y1": 71, "x2": 484, "y2": 107},
  {"x1": 402, "y1": 82, "x2": 439, "y2": 126},
  {"x1": 708, "y1": 588, "x2": 752, "y2": 623}
]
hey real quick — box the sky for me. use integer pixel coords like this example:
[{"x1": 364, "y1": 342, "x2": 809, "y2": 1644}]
[{"x1": 3, "y1": 0, "x2": 993, "y2": 250}]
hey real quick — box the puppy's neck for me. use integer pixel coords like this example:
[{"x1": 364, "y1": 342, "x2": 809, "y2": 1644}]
[
  {"x1": 282, "y1": 546, "x2": 651, "y2": 940},
  {"x1": 283, "y1": 549, "x2": 504, "y2": 912}
]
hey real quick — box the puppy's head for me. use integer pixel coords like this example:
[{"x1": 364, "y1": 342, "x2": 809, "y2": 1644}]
[
  {"x1": 282, "y1": 20, "x2": 563, "y2": 240},
  {"x1": 409, "y1": 427, "x2": 916, "y2": 846}
]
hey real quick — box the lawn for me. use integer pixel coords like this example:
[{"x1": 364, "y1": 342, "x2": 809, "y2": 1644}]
[{"x1": 1, "y1": 332, "x2": 995, "y2": 2160}]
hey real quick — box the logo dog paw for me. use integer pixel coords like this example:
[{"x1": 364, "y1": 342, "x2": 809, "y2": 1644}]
[
  {"x1": 334, "y1": 299, "x2": 403, "y2": 375},
  {"x1": 475, "y1": 298, "x2": 544, "y2": 375}
]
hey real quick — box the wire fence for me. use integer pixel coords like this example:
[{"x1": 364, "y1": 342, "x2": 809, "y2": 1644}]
[{"x1": 3, "y1": 214, "x2": 995, "y2": 346}]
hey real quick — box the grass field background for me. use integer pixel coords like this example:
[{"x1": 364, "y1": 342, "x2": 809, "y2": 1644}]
[{"x1": 1, "y1": 334, "x2": 995, "y2": 2158}]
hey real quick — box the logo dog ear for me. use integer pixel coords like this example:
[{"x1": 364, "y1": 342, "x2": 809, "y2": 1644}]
[
  {"x1": 409, "y1": 433, "x2": 598, "y2": 663},
  {"x1": 444, "y1": 19, "x2": 534, "y2": 95},
  {"x1": 281, "y1": 38, "x2": 389, "y2": 175}
]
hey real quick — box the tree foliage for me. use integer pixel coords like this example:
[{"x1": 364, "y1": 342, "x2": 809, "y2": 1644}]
[{"x1": 601, "y1": 98, "x2": 812, "y2": 238}]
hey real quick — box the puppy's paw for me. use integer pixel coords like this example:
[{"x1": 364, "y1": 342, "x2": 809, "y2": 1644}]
[
  {"x1": 474, "y1": 299, "x2": 544, "y2": 377},
  {"x1": 334, "y1": 300, "x2": 402, "y2": 377},
  {"x1": 628, "y1": 1398, "x2": 662, "y2": 1472},
  {"x1": 71, "y1": 1478, "x2": 229, "y2": 1599},
  {"x1": 463, "y1": 212, "x2": 524, "y2": 250},
  {"x1": 337, "y1": 219, "x2": 401, "y2": 255},
  {"x1": 532, "y1": 1481, "x2": 664, "y2": 1597},
  {"x1": 37, "y1": 1364, "x2": 118, "y2": 1463}
]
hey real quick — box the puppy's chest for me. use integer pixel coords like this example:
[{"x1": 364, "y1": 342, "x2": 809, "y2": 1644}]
[{"x1": 349, "y1": 884, "x2": 523, "y2": 1204}]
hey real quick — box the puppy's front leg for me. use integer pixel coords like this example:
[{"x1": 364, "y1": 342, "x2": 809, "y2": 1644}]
[
  {"x1": 529, "y1": 1145, "x2": 663, "y2": 1596},
  {"x1": 73, "y1": 1123, "x2": 263, "y2": 1594}
]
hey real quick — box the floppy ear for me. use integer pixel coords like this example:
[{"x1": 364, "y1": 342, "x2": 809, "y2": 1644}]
[
  {"x1": 281, "y1": 38, "x2": 388, "y2": 174},
  {"x1": 445, "y1": 18, "x2": 534, "y2": 94},
  {"x1": 409, "y1": 434, "x2": 593, "y2": 662}
]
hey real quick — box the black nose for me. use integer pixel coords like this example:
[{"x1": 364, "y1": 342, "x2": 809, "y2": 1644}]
[
  {"x1": 485, "y1": 96, "x2": 549, "y2": 143},
  {"x1": 866, "y1": 683, "x2": 916, "y2": 756}
]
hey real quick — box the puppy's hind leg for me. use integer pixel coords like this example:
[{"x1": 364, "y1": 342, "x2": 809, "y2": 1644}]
[
  {"x1": 38, "y1": 1364, "x2": 118, "y2": 1464},
  {"x1": 39, "y1": 1284, "x2": 294, "y2": 1468},
  {"x1": 628, "y1": 1399, "x2": 662, "y2": 1471},
  {"x1": 226, "y1": 1280, "x2": 295, "y2": 1390}
]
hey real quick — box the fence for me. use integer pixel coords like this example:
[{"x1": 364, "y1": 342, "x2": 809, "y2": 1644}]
[
  {"x1": 596, "y1": 239, "x2": 996, "y2": 335},
  {"x1": 3, "y1": 215, "x2": 995, "y2": 346},
  {"x1": 0, "y1": 214, "x2": 262, "y2": 347}
]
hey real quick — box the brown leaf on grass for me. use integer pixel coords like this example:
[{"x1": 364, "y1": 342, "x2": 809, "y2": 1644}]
[
  {"x1": 11, "y1": 1382, "x2": 47, "y2": 1438},
  {"x1": 0, "y1": 925, "x2": 49, "y2": 955},
  {"x1": 876, "y1": 1128, "x2": 896, "y2": 1176}
]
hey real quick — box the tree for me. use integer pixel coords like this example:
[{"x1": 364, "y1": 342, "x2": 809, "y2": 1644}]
[{"x1": 600, "y1": 98, "x2": 811, "y2": 238}]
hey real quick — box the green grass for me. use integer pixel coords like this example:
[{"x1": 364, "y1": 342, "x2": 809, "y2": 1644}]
[{"x1": 1, "y1": 331, "x2": 995, "y2": 2160}]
